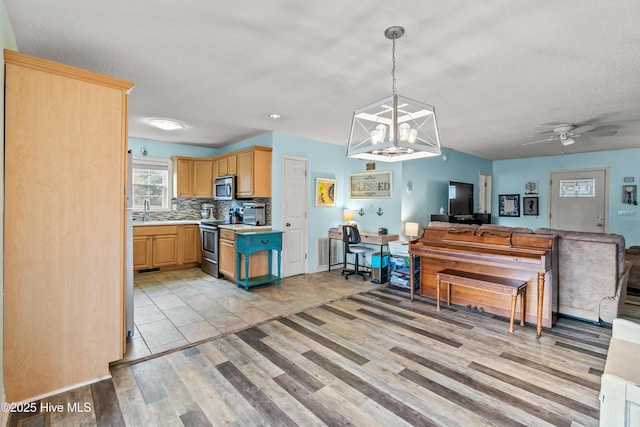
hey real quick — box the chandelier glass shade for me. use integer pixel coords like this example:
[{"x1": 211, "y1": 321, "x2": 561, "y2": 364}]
[{"x1": 347, "y1": 26, "x2": 442, "y2": 162}]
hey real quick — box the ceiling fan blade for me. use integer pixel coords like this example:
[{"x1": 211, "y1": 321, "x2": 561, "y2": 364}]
[
  {"x1": 536, "y1": 129, "x2": 556, "y2": 135},
  {"x1": 587, "y1": 130, "x2": 618, "y2": 137},
  {"x1": 540, "y1": 122, "x2": 571, "y2": 126},
  {"x1": 522, "y1": 138, "x2": 556, "y2": 146},
  {"x1": 571, "y1": 125, "x2": 595, "y2": 134}
]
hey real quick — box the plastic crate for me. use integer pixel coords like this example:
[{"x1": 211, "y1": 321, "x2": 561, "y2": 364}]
[{"x1": 371, "y1": 252, "x2": 390, "y2": 268}]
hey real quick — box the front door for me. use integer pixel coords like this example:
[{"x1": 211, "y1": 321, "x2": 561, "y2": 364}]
[
  {"x1": 549, "y1": 168, "x2": 608, "y2": 232},
  {"x1": 282, "y1": 156, "x2": 308, "y2": 277}
]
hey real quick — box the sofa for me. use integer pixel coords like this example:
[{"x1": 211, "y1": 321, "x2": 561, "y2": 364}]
[
  {"x1": 426, "y1": 222, "x2": 631, "y2": 323},
  {"x1": 599, "y1": 318, "x2": 640, "y2": 426},
  {"x1": 625, "y1": 245, "x2": 640, "y2": 293},
  {"x1": 536, "y1": 228, "x2": 631, "y2": 324}
]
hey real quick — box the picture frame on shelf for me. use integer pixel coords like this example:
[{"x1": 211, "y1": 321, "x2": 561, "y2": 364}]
[
  {"x1": 523, "y1": 196, "x2": 539, "y2": 216},
  {"x1": 498, "y1": 194, "x2": 520, "y2": 217},
  {"x1": 315, "y1": 178, "x2": 336, "y2": 207}
]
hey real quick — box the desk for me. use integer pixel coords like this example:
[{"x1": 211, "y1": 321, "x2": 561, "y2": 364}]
[{"x1": 328, "y1": 229, "x2": 399, "y2": 271}]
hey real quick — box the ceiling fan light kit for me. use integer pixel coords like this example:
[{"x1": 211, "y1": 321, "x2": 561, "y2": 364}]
[{"x1": 347, "y1": 26, "x2": 442, "y2": 162}]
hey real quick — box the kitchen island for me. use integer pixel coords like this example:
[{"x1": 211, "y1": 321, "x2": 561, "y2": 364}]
[{"x1": 235, "y1": 230, "x2": 283, "y2": 291}]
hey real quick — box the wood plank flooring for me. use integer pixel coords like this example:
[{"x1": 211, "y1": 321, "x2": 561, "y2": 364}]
[{"x1": 10, "y1": 285, "x2": 639, "y2": 427}]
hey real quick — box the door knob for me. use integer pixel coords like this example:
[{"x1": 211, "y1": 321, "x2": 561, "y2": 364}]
[
  {"x1": 286, "y1": 222, "x2": 291, "y2": 227},
  {"x1": 597, "y1": 223, "x2": 603, "y2": 227}
]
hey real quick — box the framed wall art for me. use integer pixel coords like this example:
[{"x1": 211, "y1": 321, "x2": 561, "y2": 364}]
[
  {"x1": 524, "y1": 180, "x2": 538, "y2": 195},
  {"x1": 523, "y1": 196, "x2": 539, "y2": 216},
  {"x1": 498, "y1": 194, "x2": 520, "y2": 217},
  {"x1": 315, "y1": 178, "x2": 336, "y2": 207},
  {"x1": 348, "y1": 171, "x2": 392, "y2": 199}
]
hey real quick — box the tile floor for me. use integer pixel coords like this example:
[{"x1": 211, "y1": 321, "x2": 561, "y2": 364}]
[{"x1": 123, "y1": 267, "x2": 379, "y2": 363}]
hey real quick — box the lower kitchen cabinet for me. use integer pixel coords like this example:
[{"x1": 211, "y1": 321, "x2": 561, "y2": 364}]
[
  {"x1": 133, "y1": 224, "x2": 201, "y2": 273},
  {"x1": 181, "y1": 224, "x2": 201, "y2": 264},
  {"x1": 219, "y1": 228, "x2": 269, "y2": 281}
]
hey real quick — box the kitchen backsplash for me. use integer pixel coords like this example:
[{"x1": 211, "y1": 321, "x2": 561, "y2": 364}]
[{"x1": 133, "y1": 197, "x2": 271, "y2": 224}]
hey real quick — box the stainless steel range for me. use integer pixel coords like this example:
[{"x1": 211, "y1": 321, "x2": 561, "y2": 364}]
[{"x1": 199, "y1": 220, "x2": 227, "y2": 278}]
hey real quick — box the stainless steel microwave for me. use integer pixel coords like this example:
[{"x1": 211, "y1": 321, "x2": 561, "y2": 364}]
[{"x1": 214, "y1": 175, "x2": 235, "y2": 200}]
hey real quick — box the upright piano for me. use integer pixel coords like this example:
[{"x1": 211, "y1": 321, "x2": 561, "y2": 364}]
[{"x1": 409, "y1": 224, "x2": 558, "y2": 336}]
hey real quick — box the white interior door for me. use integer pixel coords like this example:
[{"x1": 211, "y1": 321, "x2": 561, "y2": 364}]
[
  {"x1": 282, "y1": 156, "x2": 308, "y2": 277},
  {"x1": 549, "y1": 168, "x2": 608, "y2": 232},
  {"x1": 478, "y1": 172, "x2": 492, "y2": 213}
]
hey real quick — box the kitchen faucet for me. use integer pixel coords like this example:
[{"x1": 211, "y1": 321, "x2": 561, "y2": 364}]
[{"x1": 142, "y1": 199, "x2": 150, "y2": 221}]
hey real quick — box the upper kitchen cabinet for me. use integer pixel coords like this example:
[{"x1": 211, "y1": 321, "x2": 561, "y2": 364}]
[
  {"x1": 213, "y1": 153, "x2": 237, "y2": 178},
  {"x1": 236, "y1": 146, "x2": 272, "y2": 198},
  {"x1": 3, "y1": 49, "x2": 134, "y2": 402},
  {"x1": 172, "y1": 156, "x2": 213, "y2": 198}
]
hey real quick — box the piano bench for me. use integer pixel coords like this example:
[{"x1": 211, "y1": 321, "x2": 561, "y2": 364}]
[{"x1": 436, "y1": 268, "x2": 527, "y2": 333}]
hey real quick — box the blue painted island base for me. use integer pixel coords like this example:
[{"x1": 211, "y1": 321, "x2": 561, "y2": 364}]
[{"x1": 235, "y1": 230, "x2": 283, "y2": 291}]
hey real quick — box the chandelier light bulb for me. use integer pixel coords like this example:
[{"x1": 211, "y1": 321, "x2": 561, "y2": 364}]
[
  {"x1": 408, "y1": 128, "x2": 418, "y2": 143},
  {"x1": 398, "y1": 123, "x2": 410, "y2": 141}
]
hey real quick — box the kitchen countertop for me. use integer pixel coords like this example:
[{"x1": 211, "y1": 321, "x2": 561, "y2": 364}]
[
  {"x1": 218, "y1": 224, "x2": 272, "y2": 232},
  {"x1": 132, "y1": 220, "x2": 272, "y2": 232},
  {"x1": 132, "y1": 219, "x2": 201, "y2": 226}
]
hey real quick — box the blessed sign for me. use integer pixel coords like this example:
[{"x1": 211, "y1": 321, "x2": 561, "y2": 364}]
[{"x1": 348, "y1": 171, "x2": 392, "y2": 199}]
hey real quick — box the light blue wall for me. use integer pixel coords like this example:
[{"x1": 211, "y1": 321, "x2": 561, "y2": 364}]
[
  {"x1": 128, "y1": 137, "x2": 217, "y2": 158},
  {"x1": 402, "y1": 148, "x2": 493, "y2": 231},
  {"x1": 493, "y1": 148, "x2": 640, "y2": 246},
  {"x1": 271, "y1": 132, "x2": 347, "y2": 272}
]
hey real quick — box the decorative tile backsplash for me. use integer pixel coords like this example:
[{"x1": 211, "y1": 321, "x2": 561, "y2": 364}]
[{"x1": 133, "y1": 197, "x2": 271, "y2": 224}]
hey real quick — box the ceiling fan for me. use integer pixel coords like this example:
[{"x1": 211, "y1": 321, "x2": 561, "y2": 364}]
[{"x1": 523, "y1": 123, "x2": 618, "y2": 146}]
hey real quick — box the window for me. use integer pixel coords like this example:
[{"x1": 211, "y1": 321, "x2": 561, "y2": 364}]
[{"x1": 132, "y1": 157, "x2": 171, "y2": 211}]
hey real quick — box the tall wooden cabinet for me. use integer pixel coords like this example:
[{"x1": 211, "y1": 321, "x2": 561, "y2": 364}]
[
  {"x1": 236, "y1": 146, "x2": 272, "y2": 198},
  {"x1": 3, "y1": 49, "x2": 134, "y2": 402}
]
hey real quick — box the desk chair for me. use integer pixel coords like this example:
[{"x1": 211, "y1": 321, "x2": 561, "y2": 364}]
[{"x1": 341, "y1": 225, "x2": 373, "y2": 280}]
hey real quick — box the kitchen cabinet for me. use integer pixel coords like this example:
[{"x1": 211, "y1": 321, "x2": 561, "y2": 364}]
[
  {"x1": 236, "y1": 146, "x2": 272, "y2": 198},
  {"x1": 133, "y1": 224, "x2": 200, "y2": 272},
  {"x1": 219, "y1": 228, "x2": 269, "y2": 281},
  {"x1": 172, "y1": 156, "x2": 213, "y2": 198},
  {"x1": 181, "y1": 224, "x2": 201, "y2": 264},
  {"x1": 3, "y1": 49, "x2": 133, "y2": 402},
  {"x1": 214, "y1": 153, "x2": 237, "y2": 178}
]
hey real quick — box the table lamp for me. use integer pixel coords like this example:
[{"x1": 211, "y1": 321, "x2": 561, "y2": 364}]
[
  {"x1": 405, "y1": 222, "x2": 419, "y2": 241},
  {"x1": 343, "y1": 209, "x2": 355, "y2": 225}
]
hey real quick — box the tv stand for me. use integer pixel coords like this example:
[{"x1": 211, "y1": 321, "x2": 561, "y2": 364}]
[{"x1": 430, "y1": 213, "x2": 491, "y2": 225}]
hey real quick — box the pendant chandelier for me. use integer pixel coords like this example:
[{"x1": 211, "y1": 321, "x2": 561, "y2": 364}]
[{"x1": 347, "y1": 26, "x2": 442, "y2": 162}]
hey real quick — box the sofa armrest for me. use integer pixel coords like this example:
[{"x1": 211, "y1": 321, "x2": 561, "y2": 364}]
[{"x1": 612, "y1": 318, "x2": 640, "y2": 344}]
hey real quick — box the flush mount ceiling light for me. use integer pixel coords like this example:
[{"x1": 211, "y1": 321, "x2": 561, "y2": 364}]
[
  {"x1": 347, "y1": 26, "x2": 442, "y2": 162},
  {"x1": 147, "y1": 118, "x2": 185, "y2": 131},
  {"x1": 268, "y1": 113, "x2": 283, "y2": 120}
]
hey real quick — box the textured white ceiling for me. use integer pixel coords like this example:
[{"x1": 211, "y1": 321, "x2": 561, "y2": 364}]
[{"x1": 6, "y1": 0, "x2": 640, "y2": 160}]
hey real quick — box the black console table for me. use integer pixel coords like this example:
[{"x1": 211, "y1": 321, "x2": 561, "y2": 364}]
[{"x1": 430, "y1": 213, "x2": 491, "y2": 225}]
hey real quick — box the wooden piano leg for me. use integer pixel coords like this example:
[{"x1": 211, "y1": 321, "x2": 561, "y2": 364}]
[{"x1": 537, "y1": 272, "x2": 544, "y2": 338}]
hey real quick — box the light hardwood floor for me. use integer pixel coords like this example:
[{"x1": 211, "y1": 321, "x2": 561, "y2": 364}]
[{"x1": 9, "y1": 272, "x2": 640, "y2": 426}]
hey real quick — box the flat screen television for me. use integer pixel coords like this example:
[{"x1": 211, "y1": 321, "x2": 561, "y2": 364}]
[{"x1": 448, "y1": 181, "x2": 474, "y2": 217}]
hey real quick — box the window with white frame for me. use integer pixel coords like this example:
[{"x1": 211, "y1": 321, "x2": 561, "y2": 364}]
[{"x1": 132, "y1": 157, "x2": 171, "y2": 211}]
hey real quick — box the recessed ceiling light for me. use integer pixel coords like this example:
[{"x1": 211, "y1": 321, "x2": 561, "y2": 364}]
[
  {"x1": 268, "y1": 113, "x2": 283, "y2": 120},
  {"x1": 147, "y1": 118, "x2": 185, "y2": 131}
]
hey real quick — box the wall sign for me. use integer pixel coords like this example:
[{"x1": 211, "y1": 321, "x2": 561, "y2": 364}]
[{"x1": 349, "y1": 171, "x2": 392, "y2": 199}]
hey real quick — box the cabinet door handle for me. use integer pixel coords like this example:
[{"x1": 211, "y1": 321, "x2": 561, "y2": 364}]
[{"x1": 260, "y1": 239, "x2": 269, "y2": 244}]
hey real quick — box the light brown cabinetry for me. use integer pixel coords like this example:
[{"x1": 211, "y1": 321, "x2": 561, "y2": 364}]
[
  {"x1": 133, "y1": 224, "x2": 201, "y2": 272},
  {"x1": 3, "y1": 49, "x2": 134, "y2": 402},
  {"x1": 236, "y1": 146, "x2": 272, "y2": 198},
  {"x1": 218, "y1": 228, "x2": 269, "y2": 281},
  {"x1": 172, "y1": 156, "x2": 213, "y2": 198},
  {"x1": 214, "y1": 153, "x2": 237, "y2": 178},
  {"x1": 181, "y1": 224, "x2": 201, "y2": 264}
]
